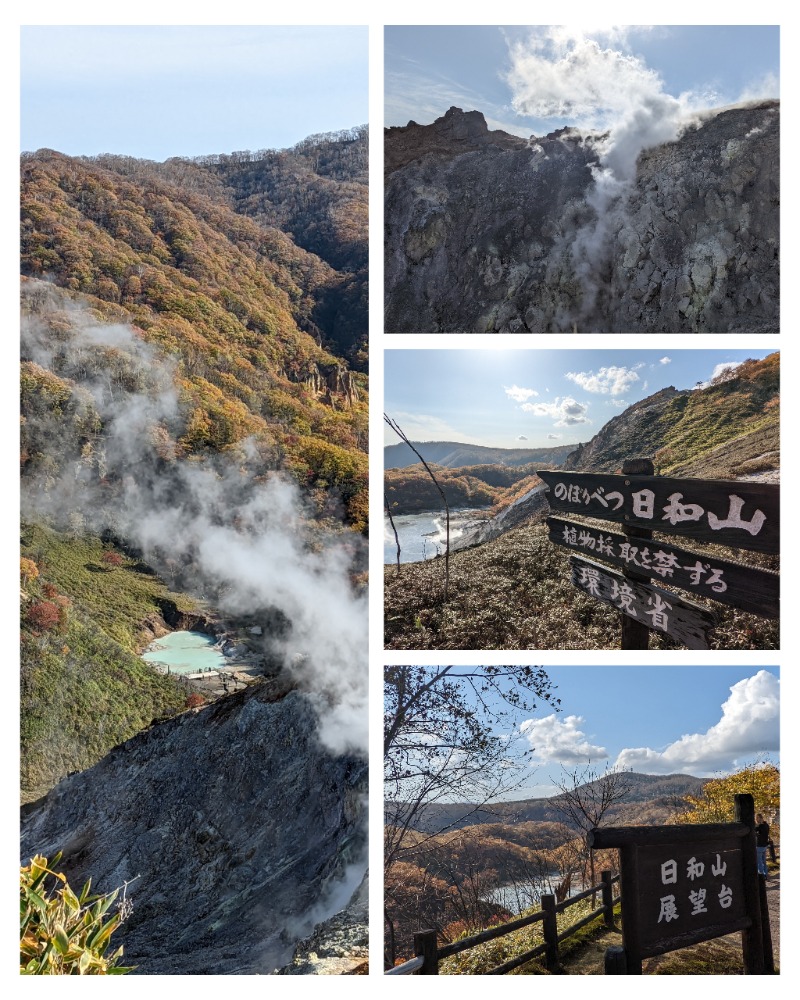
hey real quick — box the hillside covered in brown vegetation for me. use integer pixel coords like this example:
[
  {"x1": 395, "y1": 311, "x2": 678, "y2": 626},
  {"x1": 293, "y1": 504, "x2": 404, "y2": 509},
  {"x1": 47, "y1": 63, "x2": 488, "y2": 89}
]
[{"x1": 385, "y1": 354, "x2": 778, "y2": 651}]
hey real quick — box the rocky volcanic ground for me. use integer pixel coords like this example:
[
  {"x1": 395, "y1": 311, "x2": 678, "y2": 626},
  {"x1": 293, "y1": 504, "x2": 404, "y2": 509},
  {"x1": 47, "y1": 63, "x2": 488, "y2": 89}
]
[
  {"x1": 385, "y1": 103, "x2": 779, "y2": 333},
  {"x1": 20, "y1": 675, "x2": 367, "y2": 975}
]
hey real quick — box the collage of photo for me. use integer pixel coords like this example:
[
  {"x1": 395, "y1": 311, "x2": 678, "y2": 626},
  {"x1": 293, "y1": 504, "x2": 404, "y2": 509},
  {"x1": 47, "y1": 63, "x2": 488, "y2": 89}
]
[{"x1": 16, "y1": 18, "x2": 782, "y2": 982}]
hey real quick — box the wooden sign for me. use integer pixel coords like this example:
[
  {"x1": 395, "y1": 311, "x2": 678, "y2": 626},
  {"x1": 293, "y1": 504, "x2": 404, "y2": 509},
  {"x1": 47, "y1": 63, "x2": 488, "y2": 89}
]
[
  {"x1": 590, "y1": 795, "x2": 768, "y2": 975},
  {"x1": 538, "y1": 471, "x2": 779, "y2": 554},
  {"x1": 549, "y1": 517, "x2": 779, "y2": 619},
  {"x1": 633, "y1": 840, "x2": 747, "y2": 956},
  {"x1": 570, "y1": 556, "x2": 716, "y2": 649}
]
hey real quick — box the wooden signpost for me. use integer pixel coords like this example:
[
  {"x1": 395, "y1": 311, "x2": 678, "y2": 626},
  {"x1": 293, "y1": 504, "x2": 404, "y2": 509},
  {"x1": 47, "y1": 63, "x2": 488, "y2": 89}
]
[
  {"x1": 570, "y1": 556, "x2": 717, "y2": 650},
  {"x1": 590, "y1": 794, "x2": 773, "y2": 974},
  {"x1": 537, "y1": 460, "x2": 779, "y2": 649}
]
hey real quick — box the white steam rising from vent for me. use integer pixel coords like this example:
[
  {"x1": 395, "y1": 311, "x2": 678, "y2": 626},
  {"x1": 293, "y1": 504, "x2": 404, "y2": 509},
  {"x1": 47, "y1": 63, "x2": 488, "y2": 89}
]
[{"x1": 21, "y1": 286, "x2": 367, "y2": 757}]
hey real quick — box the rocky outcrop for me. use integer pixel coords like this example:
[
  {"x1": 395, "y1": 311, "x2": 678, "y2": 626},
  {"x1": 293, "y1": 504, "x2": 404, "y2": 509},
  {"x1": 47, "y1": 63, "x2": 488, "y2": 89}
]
[
  {"x1": 385, "y1": 103, "x2": 779, "y2": 332},
  {"x1": 278, "y1": 873, "x2": 369, "y2": 975},
  {"x1": 20, "y1": 676, "x2": 367, "y2": 975},
  {"x1": 300, "y1": 362, "x2": 359, "y2": 408},
  {"x1": 384, "y1": 105, "x2": 528, "y2": 176},
  {"x1": 562, "y1": 387, "x2": 688, "y2": 473}
]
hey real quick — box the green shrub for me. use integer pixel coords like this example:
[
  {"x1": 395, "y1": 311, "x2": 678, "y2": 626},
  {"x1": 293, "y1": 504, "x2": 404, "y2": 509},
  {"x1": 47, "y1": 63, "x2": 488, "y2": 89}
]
[{"x1": 20, "y1": 853, "x2": 133, "y2": 975}]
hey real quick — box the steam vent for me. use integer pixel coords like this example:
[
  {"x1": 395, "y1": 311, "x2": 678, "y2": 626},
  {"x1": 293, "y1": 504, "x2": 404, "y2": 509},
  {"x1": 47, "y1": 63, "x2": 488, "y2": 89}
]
[{"x1": 384, "y1": 103, "x2": 779, "y2": 333}]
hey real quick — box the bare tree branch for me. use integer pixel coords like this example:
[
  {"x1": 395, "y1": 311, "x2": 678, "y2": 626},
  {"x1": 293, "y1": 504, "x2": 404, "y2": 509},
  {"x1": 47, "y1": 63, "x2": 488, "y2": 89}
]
[{"x1": 384, "y1": 414, "x2": 450, "y2": 600}]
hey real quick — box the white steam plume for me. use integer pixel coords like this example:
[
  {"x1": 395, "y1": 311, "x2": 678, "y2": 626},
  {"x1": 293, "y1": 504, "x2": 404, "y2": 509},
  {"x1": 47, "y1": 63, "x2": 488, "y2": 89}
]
[
  {"x1": 21, "y1": 287, "x2": 367, "y2": 757},
  {"x1": 505, "y1": 28, "x2": 693, "y2": 323},
  {"x1": 506, "y1": 28, "x2": 686, "y2": 179}
]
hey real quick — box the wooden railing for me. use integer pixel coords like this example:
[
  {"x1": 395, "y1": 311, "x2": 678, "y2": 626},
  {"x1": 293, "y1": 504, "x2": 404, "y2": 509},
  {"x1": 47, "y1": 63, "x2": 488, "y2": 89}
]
[{"x1": 386, "y1": 870, "x2": 620, "y2": 975}]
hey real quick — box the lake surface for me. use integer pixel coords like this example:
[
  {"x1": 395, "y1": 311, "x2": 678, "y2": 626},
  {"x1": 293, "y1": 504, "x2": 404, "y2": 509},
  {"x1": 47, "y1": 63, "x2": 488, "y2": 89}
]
[
  {"x1": 485, "y1": 875, "x2": 584, "y2": 915},
  {"x1": 141, "y1": 630, "x2": 227, "y2": 675},
  {"x1": 383, "y1": 510, "x2": 487, "y2": 564}
]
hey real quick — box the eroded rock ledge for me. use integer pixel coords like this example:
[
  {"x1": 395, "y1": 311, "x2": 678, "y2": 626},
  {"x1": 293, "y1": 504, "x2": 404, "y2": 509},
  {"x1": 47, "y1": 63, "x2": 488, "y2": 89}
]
[{"x1": 21, "y1": 676, "x2": 367, "y2": 975}]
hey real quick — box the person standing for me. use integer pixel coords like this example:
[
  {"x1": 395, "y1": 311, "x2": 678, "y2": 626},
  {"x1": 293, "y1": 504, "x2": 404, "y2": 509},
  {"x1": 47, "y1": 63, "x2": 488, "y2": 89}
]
[{"x1": 755, "y1": 813, "x2": 770, "y2": 877}]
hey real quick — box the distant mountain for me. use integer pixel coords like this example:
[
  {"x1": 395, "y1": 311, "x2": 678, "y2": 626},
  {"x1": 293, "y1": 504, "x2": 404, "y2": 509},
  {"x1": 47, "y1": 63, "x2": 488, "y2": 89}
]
[
  {"x1": 398, "y1": 772, "x2": 706, "y2": 834},
  {"x1": 384, "y1": 440, "x2": 577, "y2": 470}
]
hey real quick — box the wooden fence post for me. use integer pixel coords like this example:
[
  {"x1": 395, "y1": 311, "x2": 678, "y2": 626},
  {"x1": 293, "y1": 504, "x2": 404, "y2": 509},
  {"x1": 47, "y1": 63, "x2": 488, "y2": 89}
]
[
  {"x1": 541, "y1": 893, "x2": 559, "y2": 972},
  {"x1": 601, "y1": 870, "x2": 615, "y2": 927},
  {"x1": 757, "y1": 874, "x2": 775, "y2": 974},
  {"x1": 621, "y1": 458, "x2": 654, "y2": 650},
  {"x1": 413, "y1": 929, "x2": 439, "y2": 975},
  {"x1": 604, "y1": 946, "x2": 627, "y2": 974}
]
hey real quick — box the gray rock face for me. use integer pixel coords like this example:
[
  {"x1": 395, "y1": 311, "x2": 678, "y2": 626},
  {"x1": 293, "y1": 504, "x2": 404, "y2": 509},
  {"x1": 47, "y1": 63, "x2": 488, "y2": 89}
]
[
  {"x1": 385, "y1": 104, "x2": 779, "y2": 332},
  {"x1": 20, "y1": 677, "x2": 367, "y2": 975},
  {"x1": 562, "y1": 387, "x2": 689, "y2": 473},
  {"x1": 452, "y1": 482, "x2": 550, "y2": 551}
]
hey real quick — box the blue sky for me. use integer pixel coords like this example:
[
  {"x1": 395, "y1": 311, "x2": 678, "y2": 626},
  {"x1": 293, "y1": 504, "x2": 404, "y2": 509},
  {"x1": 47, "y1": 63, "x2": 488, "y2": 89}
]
[
  {"x1": 20, "y1": 26, "x2": 368, "y2": 160},
  {"x1": 384, "y1": 349, "x2": 777, "y2": 449},
  {"x1": 386, "y1": 25, "x2": 779, "y2": 139},
  {"x1": 435, "y1": 666, "x2": 780, "y2": 801}
]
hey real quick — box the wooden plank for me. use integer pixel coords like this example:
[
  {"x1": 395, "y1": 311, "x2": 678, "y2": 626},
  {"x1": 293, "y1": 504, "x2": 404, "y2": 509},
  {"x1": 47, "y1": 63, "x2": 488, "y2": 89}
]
[
  {"x1": 538, "y1": 471, "x2": 779, "y2": 554},
  {"x1": 591, "y1": 824, "x2": 749, "y2": 849},
  {"x1": 634, "y1": 839, "x2": 747, "y2": 957},
  {"x1": 549, "y1": 517, "x2": 779, "y2": 618},
  {"x1": 570, "y1": 556, "x2": 716, "y2": 649}
]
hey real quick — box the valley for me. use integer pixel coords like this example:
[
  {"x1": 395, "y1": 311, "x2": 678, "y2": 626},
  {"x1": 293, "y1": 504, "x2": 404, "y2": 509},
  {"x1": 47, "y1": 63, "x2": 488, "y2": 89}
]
[{"x1": 20, "y1": 124, "x2": 369, "y2": 974}]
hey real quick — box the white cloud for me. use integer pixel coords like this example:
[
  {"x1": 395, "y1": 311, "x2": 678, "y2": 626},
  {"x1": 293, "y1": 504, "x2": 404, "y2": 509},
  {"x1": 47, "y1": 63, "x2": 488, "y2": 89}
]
[
  {"x1": 521, "y1": 396, "x2": 589, "y2": 426},
  {"x1": 565, "y1": 365, "x2": 640, "y2": 395},
  {"x1": 520, "y1": 714, "x2": 607, "y2": 763},
  {"x1": 614, "y1": 671, "x2": 779, "y2": 776},
  {"x1": 504, "y1": 27, "x2": 685, "y2": 178},
  {"x1": 517, "y1": 434, "x2": 528, "y2": 441},
  {"x1": 505, "y1": 384, "x2": 539, "y2": 403},
  {"x1": 610, "y1": 399, "x2": 627, "y2": 408},
  {"x1": 547, "y1": 433, "x2": 562, "y2": 440},
  {"x1": 659, "y1": 356, "x2": 671, "y2": 365}
]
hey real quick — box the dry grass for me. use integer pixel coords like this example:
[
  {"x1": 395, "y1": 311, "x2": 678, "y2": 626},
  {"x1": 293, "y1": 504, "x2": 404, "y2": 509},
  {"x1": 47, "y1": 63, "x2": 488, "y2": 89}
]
[{"x1": 384, "y1": 521, "x2": 778, "y2": 651}]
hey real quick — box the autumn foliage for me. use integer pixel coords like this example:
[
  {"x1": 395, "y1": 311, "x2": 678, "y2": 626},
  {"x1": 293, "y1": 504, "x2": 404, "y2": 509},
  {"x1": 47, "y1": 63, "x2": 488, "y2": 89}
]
[
  {"x1": 25, "y1": 600, "x2": 63, "y2": 632},
  {"x1": 675, "y1": 760, "x2": 780, "y2": 826},
  {"x1": 20, "y1": 557, "x2": 39, "y2": 584}
]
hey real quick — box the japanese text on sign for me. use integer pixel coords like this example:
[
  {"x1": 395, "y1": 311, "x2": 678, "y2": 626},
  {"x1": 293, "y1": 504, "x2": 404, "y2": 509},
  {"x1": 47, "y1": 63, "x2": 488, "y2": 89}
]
[
  {"x1": 657, "y1": 853, "x2": 734, "y2": 925},
  {"x1": 551, "y1": 482, "x2": 766, "y2": 538},
  {"x1": 561, "y1": 523, "x2": 727, "y2": 593}
]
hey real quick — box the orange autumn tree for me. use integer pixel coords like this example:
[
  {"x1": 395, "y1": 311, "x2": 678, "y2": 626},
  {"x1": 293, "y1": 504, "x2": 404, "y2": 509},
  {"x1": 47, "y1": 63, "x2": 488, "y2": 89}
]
[{"x1": 675, "y1": 759, "x2": 780, "y2": 828}]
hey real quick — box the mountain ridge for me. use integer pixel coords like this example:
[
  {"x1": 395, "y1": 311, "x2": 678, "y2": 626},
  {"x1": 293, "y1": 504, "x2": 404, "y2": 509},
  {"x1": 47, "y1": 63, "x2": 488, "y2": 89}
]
[{"x1": 385, "y1": 103, "x2": 779, "y2": 332}]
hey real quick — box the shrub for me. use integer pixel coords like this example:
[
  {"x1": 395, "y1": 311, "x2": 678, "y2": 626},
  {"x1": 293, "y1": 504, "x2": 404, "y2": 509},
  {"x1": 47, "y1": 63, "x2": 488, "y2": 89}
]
[
  {"x1": 185, "y1": 693, "x2": 206, "y2": 709},
  {"x1": 20, "y1": 853, "x2": 133, "y2": 975},
  {"x1": 25, "y1": 600, "x2": 62, "y2": 632},
  {"x1": 101, "y1": 551, "x2": 125, "y2": 568},
  {"x1": 20, "y1": 557, "x2": 39, "y2": 584}
]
